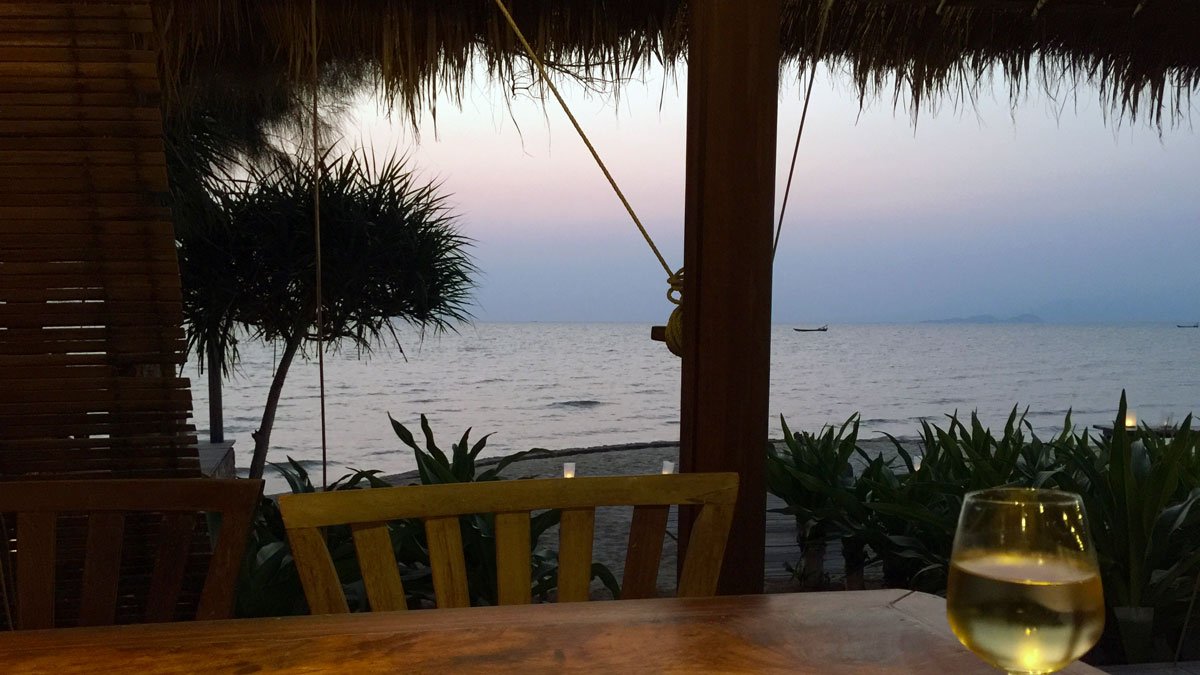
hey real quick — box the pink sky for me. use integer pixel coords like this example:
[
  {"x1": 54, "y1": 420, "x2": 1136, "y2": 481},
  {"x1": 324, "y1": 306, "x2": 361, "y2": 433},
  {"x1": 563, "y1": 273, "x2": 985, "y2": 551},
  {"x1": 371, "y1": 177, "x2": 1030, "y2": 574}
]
[{"x1": 340, "y1": 64, "x2": 1200, "y2": 323}]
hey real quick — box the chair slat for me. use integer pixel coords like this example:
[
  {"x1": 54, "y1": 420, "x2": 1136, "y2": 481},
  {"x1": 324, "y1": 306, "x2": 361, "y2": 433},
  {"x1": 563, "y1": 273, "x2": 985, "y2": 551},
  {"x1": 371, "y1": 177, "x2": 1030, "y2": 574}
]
[
  {"x1": 197, "y1": 485, "x2": 260, "y2": 621},
  {"x1": 278, "y1": 474, "x2": 738, "y2": 614},
  {"x1": 280, "y1": 474, "x2": 739, "y2": 529},
  {"x1": 494, "y1": 512, "x2": 531, "y2": 606},
  {"x1": 3, "y1": 479, "x2": 263, "y2": 630},
  {"x1": 79, "y1": 512, "x2": 125, "y2": 626},
  {"x1": 425, "y1": 516, "x2": 469, "y2": 608},
  {"x1": 678, "y1": 502, "x2": 735, "y2": 597},
  {"x1": 287, "y1": 527, "x2": 350, "y2": 614},
  {"x1": 16, "y1": 511, "x2": 55, "y2": 629},
  {"x1": 622, "y1": 505, "x2": 670, "y2": 599},
  {"x1": 556, "y1": 508, "x2": 595, "y2": 602},
  {"x1": 144, "y1": 512, "x2": 196, "y2": 622},
  {"x1": 351, "y1": 522, "x2": 407, "y2": 612}
]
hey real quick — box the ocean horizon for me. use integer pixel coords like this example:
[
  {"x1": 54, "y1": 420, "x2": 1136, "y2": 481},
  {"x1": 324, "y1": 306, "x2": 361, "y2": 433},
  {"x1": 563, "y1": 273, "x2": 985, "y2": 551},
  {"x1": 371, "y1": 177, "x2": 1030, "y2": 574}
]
[{"x1": 187, "y1": 322, "x2": 1199, "y2": 489}]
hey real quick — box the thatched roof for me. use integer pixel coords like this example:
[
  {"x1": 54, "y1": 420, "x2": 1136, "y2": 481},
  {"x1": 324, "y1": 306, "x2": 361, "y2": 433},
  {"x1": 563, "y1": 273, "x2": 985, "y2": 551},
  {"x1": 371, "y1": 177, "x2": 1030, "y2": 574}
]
[{"x1": 156, "y1": 0, "x2": 1198, "y2": 132}]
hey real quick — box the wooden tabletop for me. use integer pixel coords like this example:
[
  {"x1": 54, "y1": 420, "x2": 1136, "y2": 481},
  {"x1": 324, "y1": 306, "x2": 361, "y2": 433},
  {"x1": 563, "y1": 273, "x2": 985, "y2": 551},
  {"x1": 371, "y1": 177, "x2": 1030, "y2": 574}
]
[{"x1": 0, "y1": 590, "x2": 1103, "y2": 674}]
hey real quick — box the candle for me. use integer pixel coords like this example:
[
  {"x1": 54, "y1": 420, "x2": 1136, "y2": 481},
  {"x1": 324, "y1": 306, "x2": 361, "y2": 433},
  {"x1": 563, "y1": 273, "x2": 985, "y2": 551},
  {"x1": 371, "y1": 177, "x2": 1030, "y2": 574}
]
[
  {"x1": 661, "y1": 460, "x2": 675, "y2": 474},
  {"x1": 1125, "y1": 410, "x2": 1137, "y2": 429},
  {"x1": 563, "y1": 462, "x2": 576, "y2": 478}
]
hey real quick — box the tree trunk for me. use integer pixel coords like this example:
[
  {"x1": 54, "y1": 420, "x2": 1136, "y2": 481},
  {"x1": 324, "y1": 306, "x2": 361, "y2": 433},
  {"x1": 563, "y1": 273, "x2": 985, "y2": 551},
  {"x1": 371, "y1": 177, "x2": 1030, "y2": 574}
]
[
  {"x1": 842, "y1": 536, "x2": 866, "y2": 591},
  {"x1": 248, "y1": 335, "x2": 301, "y2": 480},
  {"x1": 800, "y1": 536, "x2": 827, "y2": 589}
]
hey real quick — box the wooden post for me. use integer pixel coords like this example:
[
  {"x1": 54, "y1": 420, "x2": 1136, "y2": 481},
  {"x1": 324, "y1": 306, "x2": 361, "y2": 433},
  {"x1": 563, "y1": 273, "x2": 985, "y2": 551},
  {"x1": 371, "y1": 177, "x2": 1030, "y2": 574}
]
[{"x1": 678, "y1": 0, "x2": 780, "y2": 595}]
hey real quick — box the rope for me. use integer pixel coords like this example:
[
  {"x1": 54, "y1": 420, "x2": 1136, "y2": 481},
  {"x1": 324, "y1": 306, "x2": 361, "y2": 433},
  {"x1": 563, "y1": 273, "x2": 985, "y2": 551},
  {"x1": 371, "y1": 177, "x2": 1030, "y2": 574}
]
[
  {"x1": 773, "y1": 61, "x2": 818, "y2": 259},
  {"x1": 491, "y1": 1, "x2": 817, "y2": 357},
  {"x1": 490, "y1": 0, "x2": 685, "y2": 356},
  {"x1": 665, "y1": 270, "x2": 684, "y2": 356},
  {"x1": 489, "y1": 0, "x2": 677, "y2": 284},
  {"x1": 311, "y1": 0, "x2": 329, "y2": 490}
]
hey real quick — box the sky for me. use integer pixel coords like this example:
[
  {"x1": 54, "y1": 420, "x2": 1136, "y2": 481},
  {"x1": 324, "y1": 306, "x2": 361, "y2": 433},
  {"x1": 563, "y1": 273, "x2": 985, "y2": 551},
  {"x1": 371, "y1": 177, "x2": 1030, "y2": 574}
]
[{"x1": 341, "y1": 63, "x2": 1200, "y2": 324}]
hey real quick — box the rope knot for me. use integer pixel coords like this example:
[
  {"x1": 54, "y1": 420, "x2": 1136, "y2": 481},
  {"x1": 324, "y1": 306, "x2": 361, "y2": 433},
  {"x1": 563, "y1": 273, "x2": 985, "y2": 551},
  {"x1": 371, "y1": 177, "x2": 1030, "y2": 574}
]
[{"x1": 665, "y1": 268, "x2": 684, "y2": 357}]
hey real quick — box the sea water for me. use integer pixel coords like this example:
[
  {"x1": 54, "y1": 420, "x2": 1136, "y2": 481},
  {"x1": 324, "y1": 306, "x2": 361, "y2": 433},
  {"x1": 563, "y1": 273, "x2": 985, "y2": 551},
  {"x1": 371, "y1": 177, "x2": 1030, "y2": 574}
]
[{"x1": 187, "y1": 323, "x2": 1199, "y2": 482}]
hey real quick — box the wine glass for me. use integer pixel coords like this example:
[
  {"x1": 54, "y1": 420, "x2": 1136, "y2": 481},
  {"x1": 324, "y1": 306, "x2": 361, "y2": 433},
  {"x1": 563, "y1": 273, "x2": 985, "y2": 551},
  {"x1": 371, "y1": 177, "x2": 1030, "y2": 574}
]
[{"x1": 946, "y1": 488, "x2": 1104, "y2": 674}]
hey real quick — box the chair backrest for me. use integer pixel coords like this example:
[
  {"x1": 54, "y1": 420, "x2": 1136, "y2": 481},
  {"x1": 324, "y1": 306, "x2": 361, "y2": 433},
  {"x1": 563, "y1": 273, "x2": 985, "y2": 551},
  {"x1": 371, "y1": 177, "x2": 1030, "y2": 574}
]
[
  {"x1": 0, "y1": 478, "x2": 263, "y2": 629},
  {"x1": 279, "y1": 473, "x2": 738, "y2": 614}
]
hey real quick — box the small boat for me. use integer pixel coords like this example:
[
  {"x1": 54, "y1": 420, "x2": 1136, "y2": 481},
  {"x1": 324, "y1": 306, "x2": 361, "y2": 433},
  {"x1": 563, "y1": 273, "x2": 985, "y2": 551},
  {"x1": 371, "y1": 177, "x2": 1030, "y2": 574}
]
[
  {"x1": 794, "y1": 324, "x2": 828, "y2": 332},
  {"x1": 1179, "y1": 323, "x2": 1199, "y2": 328}
]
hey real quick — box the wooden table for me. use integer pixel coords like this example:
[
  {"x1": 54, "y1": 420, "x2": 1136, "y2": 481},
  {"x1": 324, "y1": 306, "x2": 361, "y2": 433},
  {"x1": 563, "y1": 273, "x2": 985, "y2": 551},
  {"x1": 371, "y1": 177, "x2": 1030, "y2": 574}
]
[{"x1": 0, "y1": 590, "x2": 1102, "y2": 673}]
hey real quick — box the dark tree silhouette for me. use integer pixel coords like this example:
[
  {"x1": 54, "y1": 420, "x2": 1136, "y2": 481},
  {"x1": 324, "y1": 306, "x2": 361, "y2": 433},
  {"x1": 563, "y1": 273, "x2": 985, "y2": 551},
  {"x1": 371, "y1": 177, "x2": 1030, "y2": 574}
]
[{"x1": 176, "y1": 150, "x2": 475, "y2": 479}]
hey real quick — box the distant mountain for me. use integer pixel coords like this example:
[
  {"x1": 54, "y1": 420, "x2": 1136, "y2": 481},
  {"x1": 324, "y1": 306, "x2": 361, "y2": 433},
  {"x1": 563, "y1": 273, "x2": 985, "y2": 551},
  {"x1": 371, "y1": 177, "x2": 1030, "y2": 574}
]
[{"x1": 920, "y1": 313, "x2": 1044, "y2": 325}]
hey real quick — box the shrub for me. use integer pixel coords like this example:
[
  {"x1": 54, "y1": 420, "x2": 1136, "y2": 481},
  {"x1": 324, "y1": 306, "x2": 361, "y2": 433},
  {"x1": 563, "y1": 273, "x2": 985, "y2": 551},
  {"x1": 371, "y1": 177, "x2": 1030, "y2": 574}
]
[
  {"x1": 770, "y1": 393, "x2": 1200, "y2": 664},
  {"x1": 236, "y1": 415, "x2": 617, "y2": 617}
]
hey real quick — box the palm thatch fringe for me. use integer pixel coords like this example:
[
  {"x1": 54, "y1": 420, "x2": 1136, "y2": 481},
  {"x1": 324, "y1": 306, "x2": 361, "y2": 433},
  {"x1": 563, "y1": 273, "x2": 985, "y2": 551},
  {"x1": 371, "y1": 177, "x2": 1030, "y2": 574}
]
[{"x1": 153, "y1": 0, "x2": 1197, "y2": 135}]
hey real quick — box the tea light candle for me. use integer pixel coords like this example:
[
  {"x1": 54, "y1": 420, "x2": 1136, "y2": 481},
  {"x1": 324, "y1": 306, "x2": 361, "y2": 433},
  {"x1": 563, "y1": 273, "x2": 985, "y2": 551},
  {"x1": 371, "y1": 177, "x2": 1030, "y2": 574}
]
[
  {"x1": 1124, "y1": 410, "x2": 1137, "y2": 429},
  {"x1": 563, "y1": 462, "x2": 576, "y2": 478},
  {"x1": 661, "y1": 460, "x2": 674, "y2": 474}
]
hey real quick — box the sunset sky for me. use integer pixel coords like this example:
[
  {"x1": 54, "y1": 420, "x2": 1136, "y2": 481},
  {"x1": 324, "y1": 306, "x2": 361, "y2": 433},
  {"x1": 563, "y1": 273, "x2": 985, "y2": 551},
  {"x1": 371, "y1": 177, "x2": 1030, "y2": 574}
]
[{"x1": 344, "y1": 63, "x2": 1200, "y2": 324}]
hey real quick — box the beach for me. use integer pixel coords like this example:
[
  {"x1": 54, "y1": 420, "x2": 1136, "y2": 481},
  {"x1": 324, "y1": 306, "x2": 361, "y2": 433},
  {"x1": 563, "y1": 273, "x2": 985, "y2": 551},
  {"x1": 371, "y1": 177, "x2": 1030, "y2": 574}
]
[{"x1": 202, "y1": 323, "x2": 1200, "y2": 488}]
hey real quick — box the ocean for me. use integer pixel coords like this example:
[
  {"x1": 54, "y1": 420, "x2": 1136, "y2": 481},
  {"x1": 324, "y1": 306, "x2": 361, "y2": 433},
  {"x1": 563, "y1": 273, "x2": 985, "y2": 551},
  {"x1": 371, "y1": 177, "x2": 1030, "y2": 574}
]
[{"x1": 187, "y1": 323, "x2": 1200, "y2": 486}]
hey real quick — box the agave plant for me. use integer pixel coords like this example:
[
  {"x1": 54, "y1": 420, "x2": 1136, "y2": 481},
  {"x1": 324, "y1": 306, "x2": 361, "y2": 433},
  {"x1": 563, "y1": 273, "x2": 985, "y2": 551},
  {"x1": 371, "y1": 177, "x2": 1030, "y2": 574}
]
[
  {"x1": 237, "y1": 458, "x2": 427, "y2": 617},
  {"x1": 236, "y1": 416, "x2": 620, "y2": 617},
  {"x1": 388, "y1": 414, "x2": 620, "y2": 603},
  {"x1": 852, "y1": 407, "x2": 1051, "y2": 591},
  {"x1": 1053, "y1": 392, "x2": 1200, "y2": 662},
  {"x1": 766, "y1": 414, "x2": 860, "y2": 587},
  {"x1": 773, "y1": 394, "x2": 1200, "y2": 664}
]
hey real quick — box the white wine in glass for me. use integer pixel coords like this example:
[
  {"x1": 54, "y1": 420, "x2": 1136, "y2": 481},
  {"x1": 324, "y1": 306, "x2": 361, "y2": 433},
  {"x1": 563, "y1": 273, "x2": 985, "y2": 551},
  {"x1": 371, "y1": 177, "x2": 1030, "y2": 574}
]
[{"x1": 947, "y1": 489, "x2": 1104, "y2": 674}]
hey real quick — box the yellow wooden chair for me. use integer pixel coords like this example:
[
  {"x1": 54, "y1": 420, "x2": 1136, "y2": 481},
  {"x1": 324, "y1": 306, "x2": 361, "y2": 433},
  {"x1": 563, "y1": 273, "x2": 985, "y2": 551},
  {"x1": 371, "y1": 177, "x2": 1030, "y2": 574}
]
[{"x1": 278, "y1": 473, "x2": 738, "y2": 613}]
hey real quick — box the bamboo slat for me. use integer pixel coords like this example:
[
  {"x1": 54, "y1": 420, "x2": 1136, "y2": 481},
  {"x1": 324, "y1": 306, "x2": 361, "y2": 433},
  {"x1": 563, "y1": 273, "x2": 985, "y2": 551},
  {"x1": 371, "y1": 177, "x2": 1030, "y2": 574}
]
[
  {"x1": 2, "y1": 18, "x2": 155, "y2": 33},
  {"x1": 0, "y1": 219, "x2": 173, "y2": 233},
  {"x1": 0, "y1": 149, "x2": 165, "y2": 164},
  {"x1": 0, "y1": 48, "x2": 156, "y2": 63},
  {"x1": 0, "y1": 33, "x2": 140, "y2": 49},
  {"x1": 0, "y1": 0, "x2": 198, "y2": 484},
  {"x1": 0, "y1": 5, "x2": 151, "y2": 20},
  {"x1": 0, "y1": 192, "x2": 166, "y2": 207},
  {"x1": 0, "y1": 136, "x2": 166, "y2": 151},
  {"x1": 0, "y1": 206, "x2": 173, "y2": 220},
  {"x1": 0, "y1": 76, "x2": 159, "y2": 94},
  {"x1": 0, "y1": 420, "x2": 194, "y2": 440}
]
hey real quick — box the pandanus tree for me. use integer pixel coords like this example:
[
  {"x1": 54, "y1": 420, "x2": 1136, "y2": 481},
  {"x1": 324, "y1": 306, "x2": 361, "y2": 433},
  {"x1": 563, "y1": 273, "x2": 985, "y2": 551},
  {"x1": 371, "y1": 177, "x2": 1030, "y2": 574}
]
[{"x1": 176, "y1": 150, "x2": 475, "y2": 479}]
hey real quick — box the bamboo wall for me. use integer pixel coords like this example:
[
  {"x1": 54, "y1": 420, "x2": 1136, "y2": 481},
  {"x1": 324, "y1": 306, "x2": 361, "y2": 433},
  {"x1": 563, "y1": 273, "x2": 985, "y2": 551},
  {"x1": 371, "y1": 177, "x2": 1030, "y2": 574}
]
[{"x1": 0, "y1": 0, "x2": 199, "y2": 479}]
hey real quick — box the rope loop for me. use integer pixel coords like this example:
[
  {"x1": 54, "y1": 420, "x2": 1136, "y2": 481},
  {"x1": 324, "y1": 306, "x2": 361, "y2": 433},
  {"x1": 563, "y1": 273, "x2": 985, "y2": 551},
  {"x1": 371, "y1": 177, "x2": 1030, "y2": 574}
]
[
  {"x1": 667, "y1": 268, "x2": 684, "y2": 305},
  {"x1": 664, "y1": 268, "x2": 684, "y2": 357}
]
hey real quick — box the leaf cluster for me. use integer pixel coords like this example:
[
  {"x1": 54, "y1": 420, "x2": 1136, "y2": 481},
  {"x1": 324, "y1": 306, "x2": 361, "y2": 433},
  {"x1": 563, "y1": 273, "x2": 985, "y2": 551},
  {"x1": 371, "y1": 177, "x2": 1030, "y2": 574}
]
[
  {"x1": 176, "y1": 149, "x2": 476, "y2": 374},
  {"x1": 768, "y1": 393, "x2": 1200, "y2": 662},
  {"x1": 237, "y1": 415, "x2": 618, "y2": 617}
]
